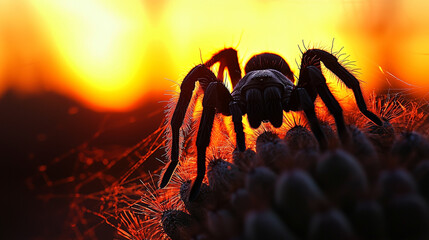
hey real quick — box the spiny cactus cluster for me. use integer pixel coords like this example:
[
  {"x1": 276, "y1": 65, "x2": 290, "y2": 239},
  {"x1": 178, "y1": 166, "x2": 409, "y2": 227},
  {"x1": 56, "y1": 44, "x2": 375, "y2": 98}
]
[{"x1": 127, "y1": 95, "x2": 429, "y2": 240}]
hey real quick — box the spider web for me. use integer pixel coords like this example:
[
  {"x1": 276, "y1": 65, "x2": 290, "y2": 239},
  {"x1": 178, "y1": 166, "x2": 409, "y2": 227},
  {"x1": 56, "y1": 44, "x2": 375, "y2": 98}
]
[{"x1": 28, "y1": 113, "x2": 167, "y2": 239}]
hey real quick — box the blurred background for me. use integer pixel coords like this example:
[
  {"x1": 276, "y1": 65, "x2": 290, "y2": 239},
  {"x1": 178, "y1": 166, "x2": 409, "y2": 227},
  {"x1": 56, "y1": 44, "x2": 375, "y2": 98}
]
[
  {"x1": 1, "y1": 0, "x2": 428, "y2": 111},
  {"x1": 1, "y1": 0, "x2": 428, "y2": 239}
]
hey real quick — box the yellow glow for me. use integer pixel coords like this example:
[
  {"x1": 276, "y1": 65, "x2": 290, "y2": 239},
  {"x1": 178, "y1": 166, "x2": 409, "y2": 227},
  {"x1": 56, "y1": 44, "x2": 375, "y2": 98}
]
[
  {"x1": 31, "y1": 0, "x2": 148, "y2": 110},
  {"x1": 163, "y1": 0, "x2": 355, "y2": 102},
  {"x1": 0, "y1": 0, "x2": 428, "y2": 111},
  {"x1": 167, "y1": 0, "x2": 345, "y2": 71}
]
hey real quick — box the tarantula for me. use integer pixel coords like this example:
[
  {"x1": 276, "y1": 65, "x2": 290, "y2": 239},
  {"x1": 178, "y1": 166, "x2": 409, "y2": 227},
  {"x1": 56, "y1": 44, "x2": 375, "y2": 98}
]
[{"x1": 160, "y1": 48, "x2": 382, "y2": 201}]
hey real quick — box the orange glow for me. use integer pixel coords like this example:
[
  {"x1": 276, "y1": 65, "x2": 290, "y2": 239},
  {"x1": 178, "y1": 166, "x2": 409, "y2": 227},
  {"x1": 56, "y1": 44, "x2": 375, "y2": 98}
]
[
  {"x1": 30, "y1": 0, "x2": 148, "y2": 110},
  {"x1": 0, "y1": 0, "x2": 428, "y2": 111}
]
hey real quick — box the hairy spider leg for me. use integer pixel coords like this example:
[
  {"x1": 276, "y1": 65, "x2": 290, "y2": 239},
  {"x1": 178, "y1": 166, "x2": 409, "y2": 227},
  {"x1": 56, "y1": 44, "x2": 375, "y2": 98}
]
[
  {"x1": 204, "y1": 48, "x2": 242, "y2": 88},
  {"x1": 300, "y1": 49, "x2": 383, "y2": 126},
  {"x1": 159, "y1": 65, "x2": 218, "y2": 189},
  {"x1": 190, "y1": 81, "x2": 232, "y2": 201},
  {"x1": 300, "y1": 65, "x2": 350, "y2": 144},
  {"x1": 289, "y1": 88, "x2": 328, "y2": 151}
]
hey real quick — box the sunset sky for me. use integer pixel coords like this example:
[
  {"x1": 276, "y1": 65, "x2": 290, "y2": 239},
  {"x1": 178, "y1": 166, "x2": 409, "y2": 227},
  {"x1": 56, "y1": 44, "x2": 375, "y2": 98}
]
[{"x1": 1, "y1": 0, "x2": 428, "y2": 111}]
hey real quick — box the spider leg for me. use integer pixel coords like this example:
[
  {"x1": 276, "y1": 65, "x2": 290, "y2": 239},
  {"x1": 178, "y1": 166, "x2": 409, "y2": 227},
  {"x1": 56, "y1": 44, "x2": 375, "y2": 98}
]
[
  {"x1": 230, "y1": 101, "x2": 246, "y2": 152},
  {"x1": 301, "y1": 49, "x2": 382, "y2": 126},
  {"x1": 290, "y1": 88, "x2": 328, "y2": 151},
  {"x1": 204, "y1": 48, "x2": 242, "y2": 88},
  {"x1": 190, "y1": 81, "x2": 233, "y2": 201},
  {"x1": 301, "y1": 66, "x2": 350, "y2": 144},
  {"x1": 159, "y1": 65, "x2": 217, "y2": 189}
]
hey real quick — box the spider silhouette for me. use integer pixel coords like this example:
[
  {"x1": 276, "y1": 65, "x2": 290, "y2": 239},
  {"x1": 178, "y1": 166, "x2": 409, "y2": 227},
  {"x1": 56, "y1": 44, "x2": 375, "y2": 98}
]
[{"x1": 160, "y1": 48, "x2": 382, "y2": 201}]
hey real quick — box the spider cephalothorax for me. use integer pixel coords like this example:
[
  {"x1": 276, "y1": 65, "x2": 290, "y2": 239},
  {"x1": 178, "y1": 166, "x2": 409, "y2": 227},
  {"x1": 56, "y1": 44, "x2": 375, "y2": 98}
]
[{"x1": 160, "y1": 47, "x2": 382, "y2": 201}]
